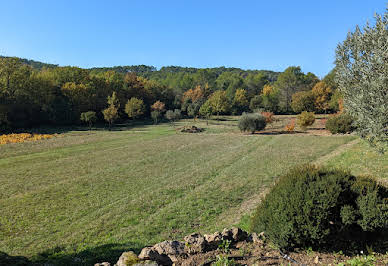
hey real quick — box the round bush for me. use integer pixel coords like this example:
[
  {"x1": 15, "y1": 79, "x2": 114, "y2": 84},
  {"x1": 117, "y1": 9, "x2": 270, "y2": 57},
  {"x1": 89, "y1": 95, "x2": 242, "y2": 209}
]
[
  {"x1": 297, "y1": 111, "x2": 315, "y2": 130},
  {"x1": 325, "y1": 113, "x2": 355, "y2": 134},
  {"x1": 238, "y1": 113, "x2": 266, "y2": 134},
  {"x1": 250, "y1": 165, "x2": 388, "y2": 251}
]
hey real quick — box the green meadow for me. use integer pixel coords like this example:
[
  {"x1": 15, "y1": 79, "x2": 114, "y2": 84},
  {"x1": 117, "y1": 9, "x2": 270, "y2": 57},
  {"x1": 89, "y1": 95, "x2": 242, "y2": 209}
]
[{"x1": 1, "y1": 118, "x2": 386, "y2": 265}]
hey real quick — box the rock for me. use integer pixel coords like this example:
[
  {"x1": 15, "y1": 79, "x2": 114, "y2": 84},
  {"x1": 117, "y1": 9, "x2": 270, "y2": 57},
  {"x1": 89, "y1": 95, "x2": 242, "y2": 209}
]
[
  {"x1": 184, "y1": 233, "x2": 207, "y2": 254},
  {"x1": 235, "y1": 241, "x2": 245, "y2": 249},
  {"x1": 133, "y1": 261, "x2": 158, "y2": 266},
  {"x1": 151, "y1": 240, "x2": 185, "y2": 265},
  {"x1": 314, "y1": 256, "x2": 319, "y2": 264},
  {"x1": 231, "y1": 227, "x2": 248, "y2": 242},
  {"x1": 221, "y1": 228, "x2": 233, "y2": 241},
  {"x1": 138, "y1": 247, "x2": 155, "y2": 260},
  {"x1": 138, "y1": 246, "x2": 173, "y2": 265},
  {"x1": 204, "y1": 231, "x2": 223, "y2": 250},
  {"x1": 153, "y1": 240, "x2": 185, "y2": 256},
  {"x1": 94, "y1": 263, "x2": 111, "y2": 266},
  {"x1": 114, "y1": 251, "x2": 139, "y2": 266}
]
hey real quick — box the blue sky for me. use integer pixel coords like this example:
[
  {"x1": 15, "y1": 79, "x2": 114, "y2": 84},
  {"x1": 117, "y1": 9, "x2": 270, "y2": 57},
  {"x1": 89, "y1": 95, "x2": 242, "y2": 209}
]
[{"x1": 0, "y1": 0, "x2": 386, "y2": 77}]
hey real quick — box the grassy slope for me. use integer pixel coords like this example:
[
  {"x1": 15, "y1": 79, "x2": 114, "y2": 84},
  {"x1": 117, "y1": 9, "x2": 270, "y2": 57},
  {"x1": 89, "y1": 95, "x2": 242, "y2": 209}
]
[
  {"x1": 0, "y1": 121, "x2": 354, "y2": 265},
  {"x1": 325, "y1": 140, "x2": 388, "y2": 180}
]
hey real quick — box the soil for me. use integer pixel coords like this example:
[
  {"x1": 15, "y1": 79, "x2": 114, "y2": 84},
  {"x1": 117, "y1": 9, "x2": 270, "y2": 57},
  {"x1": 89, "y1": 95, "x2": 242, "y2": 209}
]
[{"x1": 176, "y1": 241, "x2": 388, "y2": 265}]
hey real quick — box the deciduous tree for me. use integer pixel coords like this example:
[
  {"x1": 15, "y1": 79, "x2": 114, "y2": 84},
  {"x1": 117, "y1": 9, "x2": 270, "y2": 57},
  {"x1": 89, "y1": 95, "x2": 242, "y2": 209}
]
[
  {"x1": 125, "y1": 97, "x2": 145, "y2": 120},
  {"x1": 205, "y1": 90, "x2": 230, "y2": 117},
  {"x1": 102, "y1": 92, "x2": 120, "y2": 130},
  {"x1": 291, "y1": 91, "x2": 315, "y2": 113},
  {"x1": 312, "y1": 81, "x2": 332, "y2": 113}
]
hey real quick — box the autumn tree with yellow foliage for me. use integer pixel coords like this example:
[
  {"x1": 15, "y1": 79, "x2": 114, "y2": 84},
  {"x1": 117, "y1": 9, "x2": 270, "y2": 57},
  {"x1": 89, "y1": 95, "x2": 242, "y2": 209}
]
[
  {"x1": 312, "y1": 81, "x2": 332, "y2": 113},
  {"x1": 233, "y1": 88, "x2": 249, "y2": 114},
  {"x1": 261, "y1": 85, "x2": 280, "y2": 113}
]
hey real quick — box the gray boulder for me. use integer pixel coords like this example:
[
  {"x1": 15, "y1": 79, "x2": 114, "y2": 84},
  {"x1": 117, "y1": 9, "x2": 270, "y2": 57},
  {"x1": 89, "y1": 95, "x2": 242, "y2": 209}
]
[
  {"x1": 184, "y1": 233, "x2": 207, "y2": 254},
  {"x1": 153, "y1": 240, "x2": 185, "y2": 256}
]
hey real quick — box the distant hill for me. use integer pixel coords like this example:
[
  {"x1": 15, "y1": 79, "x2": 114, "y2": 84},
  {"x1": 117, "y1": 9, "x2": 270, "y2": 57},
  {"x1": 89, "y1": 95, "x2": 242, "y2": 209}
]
[
  {"x1": 1, "y1": 55, "x2": 280, "y2": 82},
  {"x1": 0, "y1": 56, "x2": 58, "y2": 70}
]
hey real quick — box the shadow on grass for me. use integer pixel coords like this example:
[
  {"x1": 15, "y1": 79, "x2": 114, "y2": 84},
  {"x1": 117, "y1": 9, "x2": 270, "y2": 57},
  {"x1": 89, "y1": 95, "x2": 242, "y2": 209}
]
[
  {"x1": 3, "y1": 119, "x2": 157, "y2": 135},
  {"x1": 255, "y1": 131, "x2": 304, "y2": 135},
  {"x1": 0, "y1": 251, "x2": 30, "y2": 266},
  {"x1": 1, "y1": 243, "x2": 138, "y2": 266}
]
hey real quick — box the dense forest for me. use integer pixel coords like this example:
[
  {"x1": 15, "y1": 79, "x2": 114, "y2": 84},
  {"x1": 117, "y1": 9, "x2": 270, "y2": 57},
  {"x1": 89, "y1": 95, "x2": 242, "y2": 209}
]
[{"x1": 0, "y1": 56, "x2": 341, "y2": 129}]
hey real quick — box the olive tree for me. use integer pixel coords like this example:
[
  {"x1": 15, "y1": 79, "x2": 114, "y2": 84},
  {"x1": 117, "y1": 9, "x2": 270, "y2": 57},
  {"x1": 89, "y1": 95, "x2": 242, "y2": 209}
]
[
  {"x1": 80, "y1": 111, "x2": 97, "y2": 130},
  {"x1": 335, "y1": 10, "x2": 388, "y2": 152}
]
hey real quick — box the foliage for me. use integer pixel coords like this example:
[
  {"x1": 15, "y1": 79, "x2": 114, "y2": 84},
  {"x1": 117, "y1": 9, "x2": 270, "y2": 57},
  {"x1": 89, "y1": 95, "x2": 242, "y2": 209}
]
[
  {"x1": 125, "y1": 97, "x2": 145, "y2": 120},
  {"x1": 274, "y1": 66, "x2": 316, "y2": 112},
  {"x1": 291, "y1": 91, "x2": 315, "y2": 113},
  {"x1": 80, "y1": 111, "x2": 97, "y2": 130},
  {"x1": 249, "y1": 95, "x2": 262, "y2": 112},
  {"x1": 329, "y1": 89, "x2": 343, "y2": 113},
  {"x1": 187, "y1": 99, "x2": 203, "y2": 118},
  {"x1": 151, "y1": 110, "x2": 161, "y2": 124},
  {"x1": 212, "y1": 255, "x2": 236, "y2": 266},
  {"x1": 218, "y1": 240, "x2": 232, "y2": 254},
  {"x1": 0, "y1": 133, "x2": 55, "y2": 145},
  {"x1": 261, "y1": 85, "x2": 280, "y2": 113},
  {"x1": 205, "y1": 90, "x2": 230, "y2": 116},
  {"x1": 261, "y1": 112, "x2": 275, "y2": 125},
  {"x1": 233, "y1": 88, "x2": 249, "y2": 114},
  {"x1": 297, "y1": 111, "x2": 315, "y2": 130},
  {"x1": 312, "y1": 81, "x2": 332, "y2": 113},
  {"x1": 151, "y1": 100, "x2": 165, "y2": 112},
  {"x1": 250, "y1": 165, "x2": 388, "y2": 250},
  {"x1": 335, "y1": 10, "x2": 388, "y2": 152},
  {"x1": 102, "y1": 92, "x2": 120, "y2": 129},
  {"x1": 182, "y1": 85, "x2": 204, "y2": 102},
  {"x1": 0, "y1": 56, "x2": 329, "y2": 129},
  {"x1": 238, "y1": 113, "x2": 266, "y2": 134},
  {"x1": 199, "y1": 100, "x2": 213, "y2": 124},
  {"x1": 284, "y1": 119, "x2": 295, "y2": 132},
  {"x1": 326, "y1": 113, "x2": 355, "y2": 134},
  {"x1": 165, "y1": 109, "x2": 181, "y2": 124}
]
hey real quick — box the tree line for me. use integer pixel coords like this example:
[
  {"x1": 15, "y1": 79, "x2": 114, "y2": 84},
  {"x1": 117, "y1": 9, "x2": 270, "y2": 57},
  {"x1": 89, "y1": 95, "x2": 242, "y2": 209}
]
[{"x1": 0, "y1": 57, "x2": 341, "y2": 130}]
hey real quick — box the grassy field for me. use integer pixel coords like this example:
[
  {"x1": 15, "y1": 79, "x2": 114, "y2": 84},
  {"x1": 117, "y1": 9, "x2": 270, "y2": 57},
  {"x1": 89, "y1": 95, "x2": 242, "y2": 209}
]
[
  {"x1": 1, "y1": 116, "x2": 385, "y2": 265},
  {"x1": 325, "y1": 140, "x2": 388, "y2": 180}
]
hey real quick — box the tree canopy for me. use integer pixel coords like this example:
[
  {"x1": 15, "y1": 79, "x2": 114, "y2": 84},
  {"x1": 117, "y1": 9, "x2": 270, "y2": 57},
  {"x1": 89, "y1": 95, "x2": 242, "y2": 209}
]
[{"x1": 335, "y1": 9, "x2": 388, "y2": 152}]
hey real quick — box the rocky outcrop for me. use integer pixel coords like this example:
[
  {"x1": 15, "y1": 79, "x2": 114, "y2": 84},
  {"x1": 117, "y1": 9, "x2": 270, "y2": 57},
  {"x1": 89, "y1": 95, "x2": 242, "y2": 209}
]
[{"x1": 96, "y1": 227, "x2": 253, "y2": 266}]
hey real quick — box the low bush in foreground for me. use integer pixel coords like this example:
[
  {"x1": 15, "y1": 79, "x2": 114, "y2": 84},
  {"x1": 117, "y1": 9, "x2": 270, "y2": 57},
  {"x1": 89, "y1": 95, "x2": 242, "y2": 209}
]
[
  {"x1": 297, "y1": 111, "x2": 315, "y2": 130},
  {"x1": 250, "y1": 165, "x2": 388, "y2": 251},
  {"x1": 238, "y1": 113, "x2": 266, "y2": 134},
  {"x1": 325, "y1": 113, "x2": 355, "y2": 134}
]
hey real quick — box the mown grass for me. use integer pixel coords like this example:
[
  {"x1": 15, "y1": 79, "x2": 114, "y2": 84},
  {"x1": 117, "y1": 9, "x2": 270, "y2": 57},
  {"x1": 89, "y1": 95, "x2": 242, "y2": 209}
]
[
  {"x1": 0, "y1": 119, "x2": 355, "y2": 265},
  {"x1": 326, "y1": 140, "x2": 388, "y2": 180}
]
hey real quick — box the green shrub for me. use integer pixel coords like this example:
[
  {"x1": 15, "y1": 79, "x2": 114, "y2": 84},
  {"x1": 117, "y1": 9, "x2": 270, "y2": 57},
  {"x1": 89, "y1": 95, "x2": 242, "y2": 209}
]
[
  {"x1": 325, "y1": 113, "x2": 355, "y2": 134},
  {"x1": 250, "y1": 165, "x2": 388, "y2": 251},
  {"x1": 80, "y1": 111, "x2": 97, "y2": 130},
  {"x1": 238, "y1": 113, "x2": 266, "y2": 134},
  {"x1": 297, "y1": 111, "x2": 315, "y2": 130}
]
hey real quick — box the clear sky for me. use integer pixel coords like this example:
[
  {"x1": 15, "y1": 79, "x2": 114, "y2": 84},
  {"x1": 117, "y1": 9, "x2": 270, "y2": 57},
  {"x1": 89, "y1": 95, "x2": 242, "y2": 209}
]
[{"x1": 0, "y1": 0, "x2": 386, "y2": 77}]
